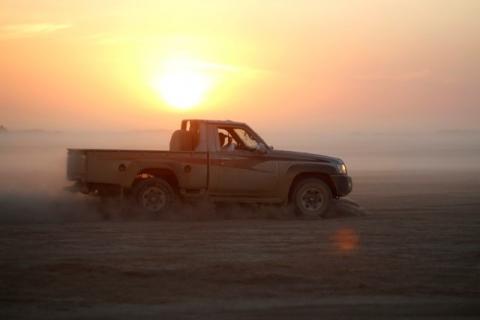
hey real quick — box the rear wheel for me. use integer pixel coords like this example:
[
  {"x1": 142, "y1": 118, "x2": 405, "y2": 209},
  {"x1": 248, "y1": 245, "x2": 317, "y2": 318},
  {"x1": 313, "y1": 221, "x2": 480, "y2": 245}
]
[
  {"x1": 134, "y1": 177, "x2": 176, "y2": 214},
  {"x1": 293, "y1": 178, "x2": 332, "y2": 218}
]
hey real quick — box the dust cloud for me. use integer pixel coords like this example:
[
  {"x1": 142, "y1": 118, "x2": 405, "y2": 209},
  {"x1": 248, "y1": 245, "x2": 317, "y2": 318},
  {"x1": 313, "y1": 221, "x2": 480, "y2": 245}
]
[{"x1": 0, "y1": 130, "x2": 172, "y2": 223}]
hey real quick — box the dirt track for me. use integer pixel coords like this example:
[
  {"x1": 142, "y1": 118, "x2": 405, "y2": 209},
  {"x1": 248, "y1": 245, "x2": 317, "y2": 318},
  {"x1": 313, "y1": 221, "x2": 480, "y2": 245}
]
[{"x1": 1, "y1": 171, "x2": 480, "y2": 319}]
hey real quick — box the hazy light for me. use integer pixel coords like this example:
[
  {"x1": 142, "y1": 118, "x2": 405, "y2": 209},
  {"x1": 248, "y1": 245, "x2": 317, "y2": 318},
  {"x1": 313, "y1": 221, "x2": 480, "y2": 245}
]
[
  {"x1": 332, "y1": 228, "x2": 360, "y2": 251},
  {"x1": 151, "y1": 57, "x2": 214, "y2": 110}
]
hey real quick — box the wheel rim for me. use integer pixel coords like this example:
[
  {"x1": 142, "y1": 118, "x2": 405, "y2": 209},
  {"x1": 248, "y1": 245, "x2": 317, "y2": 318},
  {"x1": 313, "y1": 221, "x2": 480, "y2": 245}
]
[
  {"x1": 300, "y1": 187, "x2": 324, "y2": 212},
  {"x1": 140, "y1": 186, "x2": 167, "y2": 213}
]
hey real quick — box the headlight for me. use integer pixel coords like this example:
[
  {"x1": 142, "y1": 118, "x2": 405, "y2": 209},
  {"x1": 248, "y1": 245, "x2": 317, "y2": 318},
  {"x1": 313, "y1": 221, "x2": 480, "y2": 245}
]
[{"x1": 337, "y1": 163, "x2": 347, "y2": 175}]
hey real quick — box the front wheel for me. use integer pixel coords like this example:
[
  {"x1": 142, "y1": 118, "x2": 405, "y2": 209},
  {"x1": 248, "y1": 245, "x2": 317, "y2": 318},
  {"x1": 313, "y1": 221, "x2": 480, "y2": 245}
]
[
  {"x1": 292, "y1": 178, "x2": 332, "y2": 218},
  {"x1": 134, "y1": 177, "x2": 176, "y2": 215}
]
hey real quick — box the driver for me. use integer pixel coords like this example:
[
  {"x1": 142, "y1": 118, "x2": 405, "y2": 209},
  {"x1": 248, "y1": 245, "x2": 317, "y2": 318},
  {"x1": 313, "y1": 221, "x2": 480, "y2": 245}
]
[{"x1": 218, "y1": 132, "x2": 236, "y2": 151}]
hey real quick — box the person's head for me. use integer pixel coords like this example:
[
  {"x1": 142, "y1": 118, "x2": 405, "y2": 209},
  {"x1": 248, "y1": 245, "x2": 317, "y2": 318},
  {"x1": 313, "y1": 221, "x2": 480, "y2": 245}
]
[{"x1": 218, "y1": 132, "x2": 227, "y2": 147}]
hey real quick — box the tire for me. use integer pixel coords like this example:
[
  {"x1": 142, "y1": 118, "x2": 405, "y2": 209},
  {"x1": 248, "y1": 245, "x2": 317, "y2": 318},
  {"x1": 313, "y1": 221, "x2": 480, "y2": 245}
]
[
  {"x1": 134, "y1": 177, "x2": 176, "y2": 215},
  {"x1": 292, "y1": 178, "x2": 332, "y2": 218}
]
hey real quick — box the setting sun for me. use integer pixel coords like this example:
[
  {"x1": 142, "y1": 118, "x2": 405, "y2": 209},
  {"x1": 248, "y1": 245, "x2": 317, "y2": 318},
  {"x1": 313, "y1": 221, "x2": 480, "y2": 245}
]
[{"x1": 151, "y1": 57, "x2": 214, "y2": 110}]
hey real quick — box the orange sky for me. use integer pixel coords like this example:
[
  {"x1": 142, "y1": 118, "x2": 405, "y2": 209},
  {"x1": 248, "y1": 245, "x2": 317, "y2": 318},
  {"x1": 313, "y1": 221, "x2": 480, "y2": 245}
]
[{"x1": 1, "y1": 0, "x2": 479, "y2": 132}]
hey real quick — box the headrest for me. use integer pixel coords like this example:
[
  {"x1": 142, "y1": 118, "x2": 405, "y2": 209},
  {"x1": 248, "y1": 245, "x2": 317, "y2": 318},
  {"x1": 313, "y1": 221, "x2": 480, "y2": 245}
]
[{"x1": 169, "y1": 130, "x2": 194, "y2": 151}]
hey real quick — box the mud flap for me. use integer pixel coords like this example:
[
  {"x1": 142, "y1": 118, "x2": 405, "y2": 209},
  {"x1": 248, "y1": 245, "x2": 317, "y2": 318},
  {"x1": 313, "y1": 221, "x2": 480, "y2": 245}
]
[{"x1": 64, "y1": 182, "x2": 89, "y2": 194}]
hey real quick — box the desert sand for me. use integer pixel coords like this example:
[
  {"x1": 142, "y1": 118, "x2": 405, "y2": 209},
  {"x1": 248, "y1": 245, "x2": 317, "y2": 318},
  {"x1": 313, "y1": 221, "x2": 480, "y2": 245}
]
[
  {"x1": 1, "y1": 170, "x2": 479, "y2": 319},
  {"x1": 1, "y1": 131, "x2": 479, "y2": 318}
]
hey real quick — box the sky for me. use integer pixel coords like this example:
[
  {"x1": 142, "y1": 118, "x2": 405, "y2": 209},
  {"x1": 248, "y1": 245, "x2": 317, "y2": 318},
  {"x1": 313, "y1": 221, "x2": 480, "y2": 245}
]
[{"x1": 0, "y1": 0, "x2": 479, "y2": 133}]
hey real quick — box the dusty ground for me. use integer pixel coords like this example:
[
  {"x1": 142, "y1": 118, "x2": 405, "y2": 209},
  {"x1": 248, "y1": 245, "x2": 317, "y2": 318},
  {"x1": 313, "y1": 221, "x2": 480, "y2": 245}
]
[{"x1": 1, "y1": 171, "x2": 480, "y2": 319}]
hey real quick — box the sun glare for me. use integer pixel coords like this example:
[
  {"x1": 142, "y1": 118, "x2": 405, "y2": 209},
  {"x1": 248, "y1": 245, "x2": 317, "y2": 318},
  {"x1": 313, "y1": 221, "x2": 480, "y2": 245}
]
[{"x1": 151, "y1": 57, "x2": 214, "y2": 110}]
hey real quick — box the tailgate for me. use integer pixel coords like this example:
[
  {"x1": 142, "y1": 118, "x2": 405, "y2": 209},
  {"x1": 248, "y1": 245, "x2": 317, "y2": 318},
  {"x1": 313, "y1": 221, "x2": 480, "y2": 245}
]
[{"x1": 66, "y1": 149, "x2": 87, "y2": 181}]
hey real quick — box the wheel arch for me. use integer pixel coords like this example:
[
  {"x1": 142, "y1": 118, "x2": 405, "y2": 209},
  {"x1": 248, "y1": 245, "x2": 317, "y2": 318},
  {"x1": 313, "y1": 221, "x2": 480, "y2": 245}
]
[
  {"x1": 131, "y1": 167, "x2": 179, "y2": 192},
  {"x1": 284, "y1": 164, "x2": 338, "y2": 202}
]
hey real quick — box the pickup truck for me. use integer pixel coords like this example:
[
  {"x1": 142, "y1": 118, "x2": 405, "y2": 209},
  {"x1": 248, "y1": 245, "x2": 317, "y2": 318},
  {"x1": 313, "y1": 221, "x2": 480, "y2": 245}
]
[{"x1": 67, "y1": 119, "x2": 352, "y2": 217}]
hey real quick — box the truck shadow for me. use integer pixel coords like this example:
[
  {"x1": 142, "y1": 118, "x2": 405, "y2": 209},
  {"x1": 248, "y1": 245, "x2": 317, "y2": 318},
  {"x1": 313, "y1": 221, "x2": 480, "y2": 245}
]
[
  {"x1": 0, "y1": 192, "x2": 367, "y2": 223},
  {"x1": 326, "y1": 198, "x2": 369, "y2": 219},
  {"x1": 97, "y1": 197, "x2": 368, "y2": 221}
]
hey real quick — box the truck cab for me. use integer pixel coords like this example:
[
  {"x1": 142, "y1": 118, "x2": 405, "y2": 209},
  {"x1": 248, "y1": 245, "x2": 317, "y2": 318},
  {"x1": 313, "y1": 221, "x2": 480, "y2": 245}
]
[{"x1": 173, "y1": 120, "x2": 277, "y2": 198}]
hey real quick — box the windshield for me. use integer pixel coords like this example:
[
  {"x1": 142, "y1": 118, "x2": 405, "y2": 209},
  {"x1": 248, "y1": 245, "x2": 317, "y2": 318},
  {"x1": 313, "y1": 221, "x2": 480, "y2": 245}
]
[
  {"x1": 217, "y1": 126, "x2": 266, "y2": 152},
  {"x1": 233, "y1": 128, "x2": 260, "y2": 151}
]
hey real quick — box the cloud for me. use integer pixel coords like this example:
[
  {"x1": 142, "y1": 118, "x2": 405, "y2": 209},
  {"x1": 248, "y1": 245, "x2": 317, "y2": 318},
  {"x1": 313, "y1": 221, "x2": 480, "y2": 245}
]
[
  {"x1": 86, "y1": 33, "x2": 130, "y2": 45},
  {"x1": 352, "y1": 69, "x2": 431, "y2": 81},
  {"x1": 0, "y1": 23, "x2": 71, "y2": 39}
]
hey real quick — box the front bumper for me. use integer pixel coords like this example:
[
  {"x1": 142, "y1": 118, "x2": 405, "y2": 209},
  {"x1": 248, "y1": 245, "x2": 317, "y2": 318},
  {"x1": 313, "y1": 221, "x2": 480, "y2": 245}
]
[{"x1": 331, "y1": 175, "x2": 353, "y2": 197}]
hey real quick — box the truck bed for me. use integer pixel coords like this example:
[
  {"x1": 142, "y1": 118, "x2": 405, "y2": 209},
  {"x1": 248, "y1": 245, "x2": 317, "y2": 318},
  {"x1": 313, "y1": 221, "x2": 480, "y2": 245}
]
[{"x1": 67, "y1": 149, "x2": 208, "y2": 189}]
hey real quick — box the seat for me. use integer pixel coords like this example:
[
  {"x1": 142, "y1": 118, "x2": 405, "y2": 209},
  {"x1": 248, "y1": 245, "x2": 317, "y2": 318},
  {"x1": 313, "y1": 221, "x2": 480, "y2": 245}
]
[{"x1": 169, "y1": 130, "x2": 194, "y2": 151}]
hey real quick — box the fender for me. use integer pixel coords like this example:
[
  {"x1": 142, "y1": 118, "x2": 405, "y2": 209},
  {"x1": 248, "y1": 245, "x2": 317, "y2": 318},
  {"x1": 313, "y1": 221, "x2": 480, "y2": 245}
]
[
  {"x1": 119, "y1": 160, "x2": 179, "y2": 188},
  {"x1": 279, "y1": 163, "x2": 338, "y2": 200}
]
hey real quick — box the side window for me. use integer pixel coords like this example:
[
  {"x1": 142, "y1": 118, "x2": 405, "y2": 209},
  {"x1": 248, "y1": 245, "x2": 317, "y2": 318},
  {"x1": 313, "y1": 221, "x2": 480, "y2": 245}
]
[
  {"x1": 189, "y1": 122, "x2": 200, "y2": 150},
  {"x1": 183, "y1": 120, "x2": 199, "y2": 150}
]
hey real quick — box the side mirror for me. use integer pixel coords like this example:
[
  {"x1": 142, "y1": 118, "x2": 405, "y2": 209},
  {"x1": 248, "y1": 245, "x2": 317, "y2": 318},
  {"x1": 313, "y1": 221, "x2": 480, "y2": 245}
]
[{"x1": 256, "y1": 143, "x2": 268, "y2": 154}]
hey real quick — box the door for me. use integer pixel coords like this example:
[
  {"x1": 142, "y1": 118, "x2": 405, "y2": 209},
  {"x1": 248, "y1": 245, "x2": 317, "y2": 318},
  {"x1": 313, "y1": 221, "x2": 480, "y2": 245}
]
[{"x1": 208, "y1": 125, "x2": 278, "y2": 197}]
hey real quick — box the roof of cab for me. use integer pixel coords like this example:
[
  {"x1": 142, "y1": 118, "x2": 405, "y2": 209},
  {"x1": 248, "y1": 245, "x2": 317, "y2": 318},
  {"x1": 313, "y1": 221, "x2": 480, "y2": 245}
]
[{"x1": 183, "y1": 119, "x2": 246, "y2": 126}]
